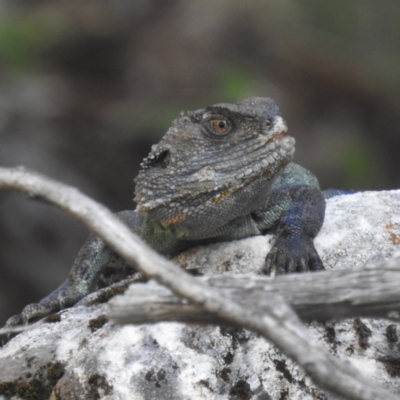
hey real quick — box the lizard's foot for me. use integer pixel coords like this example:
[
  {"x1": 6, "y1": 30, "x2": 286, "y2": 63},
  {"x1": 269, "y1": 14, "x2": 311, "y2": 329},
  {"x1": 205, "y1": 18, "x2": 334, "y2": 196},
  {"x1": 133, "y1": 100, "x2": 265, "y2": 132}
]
[
  {"x1": 263, "y1": 235, "x2": 324, "y2": 275},
  {"x1": 5, "y1": 282, "x2": 83, "y2": 326},
  {"x1": 5, "y1": 302, "x2": 58, "y2": 326}
]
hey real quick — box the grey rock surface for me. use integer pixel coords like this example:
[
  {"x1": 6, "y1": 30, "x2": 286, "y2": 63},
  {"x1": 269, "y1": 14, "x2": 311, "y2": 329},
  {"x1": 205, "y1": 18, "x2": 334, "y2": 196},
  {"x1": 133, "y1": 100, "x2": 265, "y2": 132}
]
[{"x1": 1, "y1": 190, "x2": 400, "y2": 399}]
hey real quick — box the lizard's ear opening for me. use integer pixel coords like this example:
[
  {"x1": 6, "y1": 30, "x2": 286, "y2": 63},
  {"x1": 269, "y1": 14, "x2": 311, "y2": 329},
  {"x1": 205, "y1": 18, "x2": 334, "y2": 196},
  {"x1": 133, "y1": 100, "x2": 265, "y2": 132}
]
[{"x1": 141, "y1": 149, "x2": 171, "y2": 170}]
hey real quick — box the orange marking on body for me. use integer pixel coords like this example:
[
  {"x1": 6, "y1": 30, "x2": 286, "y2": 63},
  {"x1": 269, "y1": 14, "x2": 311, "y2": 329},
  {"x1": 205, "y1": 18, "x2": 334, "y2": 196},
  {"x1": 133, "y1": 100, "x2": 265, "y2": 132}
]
[
  {"x1": 162, "y1": 213, "x2": 187, "y2": 225},
  {"x1": 262, "y1": 167, "x2": 271, "y2": 178},
  {"x1": 212, "y1": 190, "x2": 230, "y2": 203}
]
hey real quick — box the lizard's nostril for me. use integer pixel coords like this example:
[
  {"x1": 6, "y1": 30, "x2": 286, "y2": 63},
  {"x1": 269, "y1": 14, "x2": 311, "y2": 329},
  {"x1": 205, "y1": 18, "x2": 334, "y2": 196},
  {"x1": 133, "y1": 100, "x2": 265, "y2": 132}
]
[{"x1": 142, "y1": 150, "x2": 171, "y2": 170}]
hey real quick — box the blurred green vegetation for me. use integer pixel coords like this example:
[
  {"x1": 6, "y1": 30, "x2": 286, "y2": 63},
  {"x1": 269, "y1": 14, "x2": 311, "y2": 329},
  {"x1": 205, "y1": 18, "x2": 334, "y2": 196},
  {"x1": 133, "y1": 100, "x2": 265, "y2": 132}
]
[
  {"x1": 339, "y1": 139, "x2": 375, "y2": 189},
  {"x1": 0, "y1": 10, "x2": 64, "y2": 71},
  {"x1": 217, "y1": 66, "x2": 258, "y2": 102}
]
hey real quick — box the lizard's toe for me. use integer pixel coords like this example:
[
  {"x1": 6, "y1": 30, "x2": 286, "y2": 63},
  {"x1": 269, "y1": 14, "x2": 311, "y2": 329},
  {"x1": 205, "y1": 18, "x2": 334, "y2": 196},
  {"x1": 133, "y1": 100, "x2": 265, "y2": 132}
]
[
  {"x1": 297, "y1": 258, "x2": 308, "y2": 273},
  {"x1": 308, "y1": 250, "x2": 324, "y2": 272},
  {"x1": 5, "y1": 314, "x2": 23, "y2": 327},
  {"x1": 264, "y1": 247, "x2": 279, "y2": 275},
  {"x1": 6, "y1": 302, "x2": 58, "y2": 326}
]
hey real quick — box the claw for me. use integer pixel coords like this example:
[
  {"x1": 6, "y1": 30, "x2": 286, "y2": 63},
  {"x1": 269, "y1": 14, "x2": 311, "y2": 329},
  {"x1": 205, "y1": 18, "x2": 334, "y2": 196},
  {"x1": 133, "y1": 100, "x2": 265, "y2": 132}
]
[{"x1": 264, "y1": 249, "x2": 278, "y2": 275}]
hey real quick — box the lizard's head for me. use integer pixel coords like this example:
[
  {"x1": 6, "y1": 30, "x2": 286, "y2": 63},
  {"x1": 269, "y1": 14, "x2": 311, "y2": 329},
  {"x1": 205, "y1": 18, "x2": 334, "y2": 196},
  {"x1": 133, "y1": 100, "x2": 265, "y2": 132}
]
[{"x1": 134, "y1": 97, "x2": 295, "y2": 237}]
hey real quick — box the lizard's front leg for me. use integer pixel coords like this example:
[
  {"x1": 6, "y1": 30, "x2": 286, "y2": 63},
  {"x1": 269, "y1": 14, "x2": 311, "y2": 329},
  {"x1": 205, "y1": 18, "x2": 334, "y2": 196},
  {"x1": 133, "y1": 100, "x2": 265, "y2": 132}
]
[
  {"x1": 6, "y1": 233, "x2": 113, "y2": 326},
  {"x1": 254, "y1": 184, "x2": 326, "y2": 275},
  {"x1": 5, "y1": 210, "x2": 144, "y2": 326}
]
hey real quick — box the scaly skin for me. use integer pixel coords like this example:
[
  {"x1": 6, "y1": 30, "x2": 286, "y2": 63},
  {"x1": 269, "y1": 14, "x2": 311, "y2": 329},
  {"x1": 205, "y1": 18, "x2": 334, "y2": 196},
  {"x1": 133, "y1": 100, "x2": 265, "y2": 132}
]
[{"x1": 6, "y1": 97, "x2": 332, "y2": 326}]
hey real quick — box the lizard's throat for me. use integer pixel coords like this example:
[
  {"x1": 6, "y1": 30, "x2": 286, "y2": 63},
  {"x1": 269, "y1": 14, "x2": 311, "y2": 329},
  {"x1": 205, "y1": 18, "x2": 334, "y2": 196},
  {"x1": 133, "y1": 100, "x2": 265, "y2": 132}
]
[
  {"x1": 135, "y1": 144, "x2": 294, "y2": 239},
  {"x1": 141, "y1": 173, "x2": 282, "y2": 240}
]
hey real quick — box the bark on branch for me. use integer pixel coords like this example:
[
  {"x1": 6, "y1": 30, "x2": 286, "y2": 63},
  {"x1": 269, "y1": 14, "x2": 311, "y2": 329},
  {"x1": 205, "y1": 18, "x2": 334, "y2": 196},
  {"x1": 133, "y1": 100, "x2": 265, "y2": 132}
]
[
  {"x1": 0, "y1": 166, "x2": 397, "y2": 400},
  {"x1": 109, "y1": 257, "x2": 400, "y2": 325}
]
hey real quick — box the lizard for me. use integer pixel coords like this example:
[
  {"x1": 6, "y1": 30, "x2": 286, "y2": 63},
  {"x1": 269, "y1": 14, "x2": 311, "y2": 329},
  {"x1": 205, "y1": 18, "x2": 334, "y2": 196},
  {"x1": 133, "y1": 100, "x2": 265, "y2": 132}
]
[{"x1": 6, "y1": 96, "x2": 339, "y2": 327}]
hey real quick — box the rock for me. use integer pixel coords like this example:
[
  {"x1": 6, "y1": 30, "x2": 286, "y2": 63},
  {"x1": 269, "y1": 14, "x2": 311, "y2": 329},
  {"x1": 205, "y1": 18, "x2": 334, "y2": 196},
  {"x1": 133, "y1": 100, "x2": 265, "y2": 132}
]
[{"x1": 1, "y1": 190, "x2": 400, "y2": 400}]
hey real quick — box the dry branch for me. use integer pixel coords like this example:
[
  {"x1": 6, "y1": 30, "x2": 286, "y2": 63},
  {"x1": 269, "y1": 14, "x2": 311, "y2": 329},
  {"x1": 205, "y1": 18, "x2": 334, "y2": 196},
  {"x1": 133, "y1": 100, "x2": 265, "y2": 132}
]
[{"x1": 109, "y1": 257, "x2": 400, "y2": 325}]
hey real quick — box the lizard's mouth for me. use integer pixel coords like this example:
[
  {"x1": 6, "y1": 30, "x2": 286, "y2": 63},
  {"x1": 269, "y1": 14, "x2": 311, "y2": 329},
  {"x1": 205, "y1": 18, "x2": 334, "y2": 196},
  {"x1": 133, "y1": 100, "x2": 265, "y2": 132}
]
[
  {"x1": 269, "y1": 116, "x2": 288, "y2": 141},
  {"x1": 272, "y1": 130, "x2": 286, "y2": 140}
]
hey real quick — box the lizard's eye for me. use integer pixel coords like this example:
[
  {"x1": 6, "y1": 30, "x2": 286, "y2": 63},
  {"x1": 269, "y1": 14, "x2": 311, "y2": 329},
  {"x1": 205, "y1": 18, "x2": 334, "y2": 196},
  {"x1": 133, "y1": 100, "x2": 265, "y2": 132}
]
[
  {"x1": 202, "y1": 111, "x2": 233, "y2": 138},
  {"x1": 210, "y1": 119, "x2": 231, "y2": 135}
]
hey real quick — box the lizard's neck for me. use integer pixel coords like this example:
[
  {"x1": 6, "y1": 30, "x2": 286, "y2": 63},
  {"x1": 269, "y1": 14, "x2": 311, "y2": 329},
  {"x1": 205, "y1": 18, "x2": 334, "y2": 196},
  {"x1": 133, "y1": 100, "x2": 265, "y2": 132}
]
[
  {"x1": 139, "y1": 213, "x2": 191, "y2": 256},
  {"x1": 143, "y1": 172, "x2": 279, "y2": 242}
]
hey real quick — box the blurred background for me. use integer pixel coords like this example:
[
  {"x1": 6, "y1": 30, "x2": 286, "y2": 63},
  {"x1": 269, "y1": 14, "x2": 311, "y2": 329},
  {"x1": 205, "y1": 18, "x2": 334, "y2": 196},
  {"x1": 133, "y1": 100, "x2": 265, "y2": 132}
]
[{"x1": 0, "y1": 0, "x2": 399, "y2": 325}]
